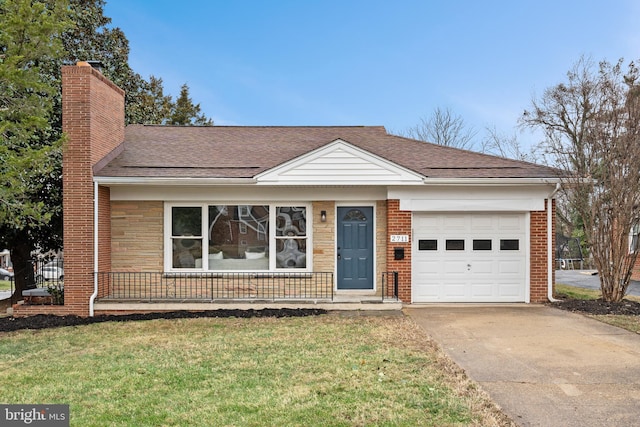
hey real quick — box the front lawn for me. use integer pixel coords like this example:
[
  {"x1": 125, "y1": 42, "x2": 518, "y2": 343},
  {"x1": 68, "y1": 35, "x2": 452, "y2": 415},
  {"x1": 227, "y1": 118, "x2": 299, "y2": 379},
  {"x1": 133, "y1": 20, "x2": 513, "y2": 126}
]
[
  {"x1": 0, "y1": 314, "x2": 512, "y2": 426},
  {"x1": 554, "y1": 283, "x2": 640, "y2": 333}
]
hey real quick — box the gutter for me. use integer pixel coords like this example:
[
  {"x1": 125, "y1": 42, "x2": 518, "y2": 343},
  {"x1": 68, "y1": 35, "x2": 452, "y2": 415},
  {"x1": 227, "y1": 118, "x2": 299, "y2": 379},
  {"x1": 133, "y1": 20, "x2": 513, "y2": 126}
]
[
  {"x1": 548, "y1": 183, "x2": 561, "y2": 302},
  {"x1": 93, "y1": 176, "x2": 257, "y2": 186},
  {"x1": 421, "y1": 177, "x2": 562, "y2": 186},
  {"x1": 89, "y1": 181, "x2": 99, "y2": 317}
]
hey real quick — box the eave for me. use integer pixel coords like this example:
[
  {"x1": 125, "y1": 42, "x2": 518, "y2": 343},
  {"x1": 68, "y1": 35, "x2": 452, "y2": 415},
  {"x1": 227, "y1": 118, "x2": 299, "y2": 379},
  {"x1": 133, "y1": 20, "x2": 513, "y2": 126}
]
[{"x1": 93, "y1": 176, "x2": 258, "y2": 186}]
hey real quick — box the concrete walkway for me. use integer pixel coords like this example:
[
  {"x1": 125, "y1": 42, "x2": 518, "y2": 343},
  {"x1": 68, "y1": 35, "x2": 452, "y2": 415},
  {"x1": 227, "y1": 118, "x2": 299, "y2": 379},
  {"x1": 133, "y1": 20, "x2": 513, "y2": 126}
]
[{"x1": 405, "y1": 305, "x2": 640, "y2": 427}]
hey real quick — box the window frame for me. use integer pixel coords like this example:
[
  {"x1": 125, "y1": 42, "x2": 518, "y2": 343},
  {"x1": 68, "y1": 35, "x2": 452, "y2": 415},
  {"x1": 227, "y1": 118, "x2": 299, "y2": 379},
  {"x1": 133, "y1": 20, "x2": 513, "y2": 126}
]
[
  {"x1": 164, "y1": 202, "x2": 312, "y2": 272},
  {"x1": 168, "y1": 204, "x2": 206, "y2": 270}
]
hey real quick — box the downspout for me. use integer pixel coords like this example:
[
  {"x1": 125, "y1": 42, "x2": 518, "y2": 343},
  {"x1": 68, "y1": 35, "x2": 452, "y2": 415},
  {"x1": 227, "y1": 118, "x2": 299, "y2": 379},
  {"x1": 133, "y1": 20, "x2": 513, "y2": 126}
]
[
  {"x1": 548, "y1": 183, "x2": 561, "y2": 302},
  {"x1": 89, "y1": 181, "x2": 99, "y2": 316}
]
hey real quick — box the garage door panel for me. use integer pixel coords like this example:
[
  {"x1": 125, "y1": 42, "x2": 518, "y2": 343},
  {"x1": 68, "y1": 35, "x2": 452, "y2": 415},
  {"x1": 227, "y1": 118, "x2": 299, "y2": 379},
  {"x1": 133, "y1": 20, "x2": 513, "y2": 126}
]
[
  {"x1": 414, "y1": 283, "x2": 440, "y2": 298},
  {"x1": 471, "y1": 260, "x2": 494, "y2": 274},
  {"x1": 498, "y1": 260, "x2": 523, "y2": 274},
  {"x1": 471, "y1": 216, "x2": 493, "y2": 230},
  {"x1": 415, "y1": 260, "x2": 441, "y2": 275},
  {"x1": 413, "y1": 212, "x2": 526, "y2": 303},
  {"x1": 498, "y1": 283, "x2": 523, "y2": 297},
  {"x1": 498, "y1": 215, "x2": 522, "y2": 230},
  {"x1": 414, "y1": 215, "x2": 441, "y2": 229},
  {"x1": 444, "y1": 260, "x2": 468, "y2": 274},
  {"x1": 443, "y1": 216, "x2": 467, "y2": 230},
  {"x1": 443, "y1": 282, "x2": 467, "y2": 298},
  {"x1": 471, "y1": 284, "x2": 493, "y2": 297}
]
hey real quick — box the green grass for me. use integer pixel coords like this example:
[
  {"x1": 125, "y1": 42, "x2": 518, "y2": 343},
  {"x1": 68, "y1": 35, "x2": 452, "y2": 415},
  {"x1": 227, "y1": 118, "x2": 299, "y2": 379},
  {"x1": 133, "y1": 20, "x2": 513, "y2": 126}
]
[
  {"x1": 554, "y1": 283, "x2": 602, "y2": 300},
  {"x1": 0, "y1": 315, "x2": 511, "y2": 426},
  {"x1": 555, "y1": 283, "x2": 640, "y2": 303},
  {"x1": 589, "y1": 315, "x2": 640, "y2": 333},
  {"x1": 555, "y1": 283, "x2": 640, "y2": 333},
  {"x1": 0, "y1": 279, "x2": 13, "y2": 291}
]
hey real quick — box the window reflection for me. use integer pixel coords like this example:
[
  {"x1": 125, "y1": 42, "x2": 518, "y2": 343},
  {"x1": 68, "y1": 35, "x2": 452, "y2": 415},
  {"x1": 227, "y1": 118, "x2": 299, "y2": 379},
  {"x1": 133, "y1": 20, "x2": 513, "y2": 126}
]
[
  {"x1": 276, "y1": 207, "x2": 307, "y2": 268},
  {"x1": 208, "y1": 205, "x2": 270, "y2": 270}
]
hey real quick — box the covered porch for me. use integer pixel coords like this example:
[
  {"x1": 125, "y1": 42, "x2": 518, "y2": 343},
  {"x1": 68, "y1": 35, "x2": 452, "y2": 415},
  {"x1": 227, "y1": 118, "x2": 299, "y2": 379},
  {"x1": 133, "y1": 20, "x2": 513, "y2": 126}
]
[{"x1": 92, "y1": 271, "x2": 402, "y2": 313}]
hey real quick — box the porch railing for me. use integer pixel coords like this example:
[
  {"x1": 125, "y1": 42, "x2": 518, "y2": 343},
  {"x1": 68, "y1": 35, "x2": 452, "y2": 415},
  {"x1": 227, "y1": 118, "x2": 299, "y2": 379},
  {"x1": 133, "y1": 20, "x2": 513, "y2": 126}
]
[
  {"x1": 95, "y1": 271, "x2": 334, "y2": 302},
  {"x1": 27, "y1": 258, "x2": 64, "y2": 289},
  {"x1": 381, "y1": 271, "x2": 399, "y2": 301}
]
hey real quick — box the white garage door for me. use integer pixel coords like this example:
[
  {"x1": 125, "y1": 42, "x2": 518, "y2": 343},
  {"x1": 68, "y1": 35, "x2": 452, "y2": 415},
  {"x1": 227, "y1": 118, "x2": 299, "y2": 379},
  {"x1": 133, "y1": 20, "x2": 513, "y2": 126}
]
[{"x1": 413, "y1": 213, "x2": 527, "y2": 302}]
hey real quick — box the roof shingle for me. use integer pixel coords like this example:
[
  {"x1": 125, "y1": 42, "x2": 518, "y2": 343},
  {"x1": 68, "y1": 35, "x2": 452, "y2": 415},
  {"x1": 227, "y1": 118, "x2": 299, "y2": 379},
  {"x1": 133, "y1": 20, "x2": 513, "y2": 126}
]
[{"x1": 94, "y1": 125, "x2": 558, "y2": 179}]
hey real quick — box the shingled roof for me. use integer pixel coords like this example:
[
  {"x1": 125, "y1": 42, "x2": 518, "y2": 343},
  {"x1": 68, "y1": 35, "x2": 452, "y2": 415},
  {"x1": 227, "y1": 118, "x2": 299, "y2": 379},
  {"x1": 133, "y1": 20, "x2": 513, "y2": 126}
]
[{"x1": 94, "y1": 125, "x2": 559, "y2": 180}]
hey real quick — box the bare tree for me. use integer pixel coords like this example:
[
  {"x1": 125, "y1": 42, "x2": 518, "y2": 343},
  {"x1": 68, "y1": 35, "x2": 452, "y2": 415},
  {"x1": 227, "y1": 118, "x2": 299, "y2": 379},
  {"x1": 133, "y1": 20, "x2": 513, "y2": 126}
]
[
  {"x1": 401, "y1": 107, "x2": 477, "y2": 150},
  {"x1": 521, "y1": 56, "x2": 640, "y2": 302},
  {"x1": 481, "y1": 125, "x2": 539, "y2": 162}
]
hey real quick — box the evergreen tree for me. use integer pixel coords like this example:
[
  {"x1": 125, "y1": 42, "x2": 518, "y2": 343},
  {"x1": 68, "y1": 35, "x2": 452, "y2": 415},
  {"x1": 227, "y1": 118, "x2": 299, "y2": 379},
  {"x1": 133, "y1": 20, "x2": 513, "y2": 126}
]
[
  {"x1": 1, "y1": 0, "x2": 214, "y2": 301},
  {"x1": 0, "y1": 0, "x2": 72, "y2": 296},
  {"x1": 168, "y1": 84, "x2": 213, "y2": 126}
]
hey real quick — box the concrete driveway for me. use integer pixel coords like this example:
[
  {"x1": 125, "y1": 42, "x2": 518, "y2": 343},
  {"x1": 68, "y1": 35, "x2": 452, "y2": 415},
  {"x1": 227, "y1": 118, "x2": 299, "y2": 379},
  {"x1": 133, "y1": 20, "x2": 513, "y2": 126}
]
[{"x1": 405, "y1": 305, "x2": 640, "y2": 427}]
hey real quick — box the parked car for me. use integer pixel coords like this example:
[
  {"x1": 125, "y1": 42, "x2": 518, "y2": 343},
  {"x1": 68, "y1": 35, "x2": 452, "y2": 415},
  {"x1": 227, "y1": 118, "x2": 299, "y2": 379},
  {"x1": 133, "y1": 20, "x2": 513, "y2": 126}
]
[
  {"x1": 0, "y1": 268, "x2": 13, "y2": 281},
  {"x1": 35, "y1": 265, "x2": 64, "y2": 284}
]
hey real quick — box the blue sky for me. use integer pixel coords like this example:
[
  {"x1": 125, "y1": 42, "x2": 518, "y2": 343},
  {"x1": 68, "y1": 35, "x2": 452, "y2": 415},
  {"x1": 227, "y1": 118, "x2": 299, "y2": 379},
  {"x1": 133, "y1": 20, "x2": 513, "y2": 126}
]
[{"x1": 104, "y1": 0, "x2": 639, "y2": 150}]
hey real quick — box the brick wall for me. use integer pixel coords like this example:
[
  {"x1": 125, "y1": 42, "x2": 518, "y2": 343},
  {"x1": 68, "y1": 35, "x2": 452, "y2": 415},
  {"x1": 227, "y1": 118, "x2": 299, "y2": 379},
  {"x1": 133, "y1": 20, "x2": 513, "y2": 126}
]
[
  {"x1": 14, "y1": 63, "x2": 126, "y2": 317},
  {"x1": 375, "y1": 200, "x2": 387, "y2": 296},
  {"x1": 530, "y1": 199, "x2": 554, "y2": 302},
  {"x1": 633, "y1": 258, "x2": 640, "y2": 281},
  {"x1": 111, "y1": 201, "x2": 164, "y2": 272},
  {"x1": 386, "y1": 199, "x2": 412, "y2": 302}
]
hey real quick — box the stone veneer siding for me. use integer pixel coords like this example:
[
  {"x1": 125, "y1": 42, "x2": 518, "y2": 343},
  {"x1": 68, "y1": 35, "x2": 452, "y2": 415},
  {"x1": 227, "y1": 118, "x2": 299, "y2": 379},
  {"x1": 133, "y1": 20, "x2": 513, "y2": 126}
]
[
  {"x1": 312, "y1": 201, "x2": 334, "y2": 275},
  {"x1": 111, "y1": 201, "x2": 164, "y2": 273},
  {"x1": 375, "y1": 200, "x2": 388, "y2": 296}
]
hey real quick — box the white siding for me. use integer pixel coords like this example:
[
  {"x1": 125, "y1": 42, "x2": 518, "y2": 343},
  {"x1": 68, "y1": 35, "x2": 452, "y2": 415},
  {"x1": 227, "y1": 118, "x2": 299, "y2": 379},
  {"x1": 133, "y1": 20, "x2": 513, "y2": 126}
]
[{"x1": 256, "y1": 140, "x2": 424, "y2": 185}]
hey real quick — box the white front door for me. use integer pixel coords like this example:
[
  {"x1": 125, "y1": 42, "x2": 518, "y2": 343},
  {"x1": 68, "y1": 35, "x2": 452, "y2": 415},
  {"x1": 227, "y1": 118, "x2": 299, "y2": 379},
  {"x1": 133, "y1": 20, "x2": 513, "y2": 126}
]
[{"x1": 412, "y1": 212, "x2": 527, "y2": 302}]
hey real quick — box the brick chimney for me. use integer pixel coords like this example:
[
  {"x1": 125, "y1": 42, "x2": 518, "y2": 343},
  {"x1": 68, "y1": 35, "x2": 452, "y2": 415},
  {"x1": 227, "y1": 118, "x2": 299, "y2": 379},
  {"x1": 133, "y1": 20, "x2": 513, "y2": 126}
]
[{"x1": 59, "y1": 62, "x2": 125, "y2": 316}]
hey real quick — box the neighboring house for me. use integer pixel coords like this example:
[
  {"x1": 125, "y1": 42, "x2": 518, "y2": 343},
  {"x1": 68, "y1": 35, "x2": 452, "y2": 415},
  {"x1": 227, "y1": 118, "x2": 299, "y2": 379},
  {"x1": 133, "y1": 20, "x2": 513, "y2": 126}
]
[
  {"x1": 14, "y1": 62, "x2": 560, "y2": 317},
  {"x1": 630, "y1": 225, "x2": 640, "y2": 281}
]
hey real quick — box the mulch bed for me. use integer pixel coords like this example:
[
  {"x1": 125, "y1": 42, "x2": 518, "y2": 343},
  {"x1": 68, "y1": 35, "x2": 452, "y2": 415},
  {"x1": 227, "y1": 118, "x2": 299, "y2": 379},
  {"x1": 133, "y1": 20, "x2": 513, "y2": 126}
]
[
  {"x1": 0, "y1": 308, "x2": 327, "y2": 333},
  {"x1": 3, "y1": 298, "x2": 640, "y2": 333},
  {"x1": 550, "y1": 298, "x2": 640, "y2": 316}
]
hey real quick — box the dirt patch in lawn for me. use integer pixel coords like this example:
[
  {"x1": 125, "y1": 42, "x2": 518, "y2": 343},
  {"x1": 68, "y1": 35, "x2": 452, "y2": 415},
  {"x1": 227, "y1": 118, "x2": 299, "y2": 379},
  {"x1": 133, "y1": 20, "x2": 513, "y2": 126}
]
[
  {"x1": 0, "y1": 309, "x2": 327, "y2": 333},
  {"x1": 551, "y1": 298, "x2": 640, "y2": 316}
]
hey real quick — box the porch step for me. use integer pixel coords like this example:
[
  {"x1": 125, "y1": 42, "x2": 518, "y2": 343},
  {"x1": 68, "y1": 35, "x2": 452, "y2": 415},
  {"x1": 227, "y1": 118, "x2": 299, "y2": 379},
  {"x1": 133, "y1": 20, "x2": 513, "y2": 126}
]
[{"x1": 94, "y1": 299, "x2": 403, "y2": 313}]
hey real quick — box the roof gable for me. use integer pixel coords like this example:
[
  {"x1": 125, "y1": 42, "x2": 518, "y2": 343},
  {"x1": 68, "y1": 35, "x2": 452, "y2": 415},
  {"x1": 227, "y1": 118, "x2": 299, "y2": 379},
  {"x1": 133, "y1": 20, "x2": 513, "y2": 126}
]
[{"x1": 255, "y1": 139, "x2": 425, "y2": 185}]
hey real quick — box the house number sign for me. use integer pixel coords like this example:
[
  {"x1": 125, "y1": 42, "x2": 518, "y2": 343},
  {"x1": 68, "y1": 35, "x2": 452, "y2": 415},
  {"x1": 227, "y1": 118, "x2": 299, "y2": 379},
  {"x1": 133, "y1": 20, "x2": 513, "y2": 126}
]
[{"x1": 390, "y1": 235, "x2": 409, "y2": 243}]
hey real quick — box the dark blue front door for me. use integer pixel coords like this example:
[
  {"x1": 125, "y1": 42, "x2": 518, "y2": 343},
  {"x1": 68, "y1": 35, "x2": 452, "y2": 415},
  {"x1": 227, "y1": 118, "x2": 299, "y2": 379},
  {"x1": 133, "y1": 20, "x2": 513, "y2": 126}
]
[{"x1": 337, "y1": 207, "x2": 374, "y2": 290}]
